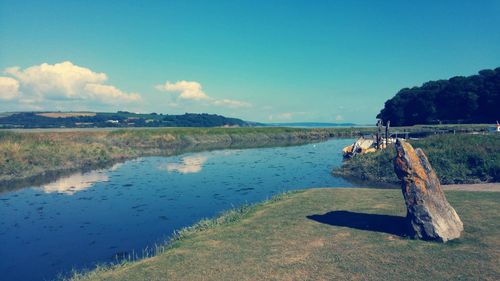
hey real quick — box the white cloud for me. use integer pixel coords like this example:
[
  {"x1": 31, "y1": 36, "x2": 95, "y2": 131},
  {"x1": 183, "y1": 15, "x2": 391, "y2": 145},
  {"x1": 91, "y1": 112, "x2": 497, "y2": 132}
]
[
  {"x1": 0, "y1": 76, "x2": 20, "y2": 100},
  {"x1": 335, "y1": 114, "x2": 344, "y2": 121},
  {"x1": 212, "y1": 98, "x2": 251, "y2": 108},
  {"x1": 84, "y1": 83, "x2": 141, "y2": 103},
  {"x1": 155, "y1": 80, "x2": 209, "y2": 100},
  {"x1": 5, "y1": 61, "x2": 107, "y2": 99},
  {"x1": 2, "y1": 61, "x2": 141, "y2": 108},
  {"x1": 156, "y1": 80, "x2": 251, "y2": 108}
]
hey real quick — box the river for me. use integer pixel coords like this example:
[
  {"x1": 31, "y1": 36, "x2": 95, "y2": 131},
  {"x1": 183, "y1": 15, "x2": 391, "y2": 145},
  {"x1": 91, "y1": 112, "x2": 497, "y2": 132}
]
[{"x1": 0, "y1": 138, "x2": 354, "y2": 281}]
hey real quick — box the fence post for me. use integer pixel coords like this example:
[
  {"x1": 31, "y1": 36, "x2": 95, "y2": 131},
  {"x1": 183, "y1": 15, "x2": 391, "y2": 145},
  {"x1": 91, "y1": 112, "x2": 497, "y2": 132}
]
[
  {"x1": 385, "y1": 121, "x2": 390, "y2": 146},
  {"x1": 376, "y1": 119, "x2": 382, "y2": 149}
]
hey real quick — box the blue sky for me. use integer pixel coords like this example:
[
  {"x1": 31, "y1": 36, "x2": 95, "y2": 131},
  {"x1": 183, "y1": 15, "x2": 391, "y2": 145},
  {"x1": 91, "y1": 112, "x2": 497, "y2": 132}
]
[{"x1": 1, "y1": 0, "x2": 499, "y2": 124}]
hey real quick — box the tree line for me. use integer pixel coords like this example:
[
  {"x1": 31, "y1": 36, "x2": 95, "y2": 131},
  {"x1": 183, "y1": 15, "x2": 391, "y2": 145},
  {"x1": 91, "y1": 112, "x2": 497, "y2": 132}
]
[
  {"x1": 0, "y1": 112, "x2": 254, "y2": 128},
  {"x1": 377, "y1": 67, "x2": 500, "y2": 126}
]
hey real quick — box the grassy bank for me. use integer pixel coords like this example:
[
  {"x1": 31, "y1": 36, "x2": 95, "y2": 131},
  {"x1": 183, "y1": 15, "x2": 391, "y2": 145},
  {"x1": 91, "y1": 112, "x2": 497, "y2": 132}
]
[
  {"x1": 0, "y1": 127, "x2": 376, "y2": 187},
  {"x1": 1, "y1": 124, "x2": 492, "y2": 188},
  {"x1": 66, "y1": 188, "x2": 500, "y2": 281},
  {"x1": 333, "y1": 134, "x2": 500, "y2": 184}
]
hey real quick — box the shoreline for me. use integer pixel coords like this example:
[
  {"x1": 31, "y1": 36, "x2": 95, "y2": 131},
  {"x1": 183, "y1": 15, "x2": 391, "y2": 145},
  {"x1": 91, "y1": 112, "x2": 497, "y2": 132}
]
[
  {"x1": 0, "y1": 137, "x2": 329, "y2": 193},
  {"x1": 1, "y1": 127, "x2": 365, "y2": 189},
  {"x1": 2, "y1": 126, "x2": 492, "y2": 189}
]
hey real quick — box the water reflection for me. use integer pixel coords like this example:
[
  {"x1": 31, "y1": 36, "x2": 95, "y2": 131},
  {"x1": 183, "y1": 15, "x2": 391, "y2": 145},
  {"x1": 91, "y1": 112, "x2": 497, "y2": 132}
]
[
  {"x1": 39, "y1": 171, "x2": 108, "y2": 195},
  {"x1": 0, "y1": 139, "x2": 355, "y2": 281},
  {"x1": 0, "y1": 138, "x2": 318, "y2": 194},
  {"x1": 164, "y1": 155, "x2": 209, "y2": 174},
  {"x1": 37, "y1": 163, "x2": 122, "y2": 195}
]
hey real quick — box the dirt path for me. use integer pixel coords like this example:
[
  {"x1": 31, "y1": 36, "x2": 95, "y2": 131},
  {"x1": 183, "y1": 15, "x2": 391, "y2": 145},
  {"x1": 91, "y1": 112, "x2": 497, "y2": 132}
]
[{"x1": 443, "y1": 183, "x2": 500, "y2": 192}]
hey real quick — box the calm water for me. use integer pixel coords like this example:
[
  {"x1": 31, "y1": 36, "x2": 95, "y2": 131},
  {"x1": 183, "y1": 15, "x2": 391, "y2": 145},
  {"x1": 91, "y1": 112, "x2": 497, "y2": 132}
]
[{"x1": 0, "y1": 139, "x2": 354, "y2": 281}]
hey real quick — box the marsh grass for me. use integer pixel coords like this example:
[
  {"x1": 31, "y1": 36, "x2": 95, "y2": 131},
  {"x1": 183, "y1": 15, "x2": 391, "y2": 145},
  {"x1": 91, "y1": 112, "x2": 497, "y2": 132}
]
[
  {"x1": 0, "y1": 125, "x2": 491, "y2": 185},
  {"x1": 63, "y1": 188, "x2": 500, "y2": 281},
  {"x1": 333, "y1": 134, "x2": 500, "y2": 184},
  {"x1": 0, "y1": 127, "x2": 375, "y2": 185}
]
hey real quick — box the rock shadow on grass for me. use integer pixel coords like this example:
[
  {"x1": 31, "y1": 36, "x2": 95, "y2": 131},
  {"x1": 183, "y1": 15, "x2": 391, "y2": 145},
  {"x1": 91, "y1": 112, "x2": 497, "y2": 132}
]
[{"x1": 307, "y1": 211, "x2": 408, "y2": 237}]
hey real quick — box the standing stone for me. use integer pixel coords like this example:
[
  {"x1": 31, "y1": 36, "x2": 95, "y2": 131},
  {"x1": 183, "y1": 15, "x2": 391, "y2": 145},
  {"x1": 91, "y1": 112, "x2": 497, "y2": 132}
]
[{"x1": 394, "y1": 139, "x2": 463, "y2": 242}]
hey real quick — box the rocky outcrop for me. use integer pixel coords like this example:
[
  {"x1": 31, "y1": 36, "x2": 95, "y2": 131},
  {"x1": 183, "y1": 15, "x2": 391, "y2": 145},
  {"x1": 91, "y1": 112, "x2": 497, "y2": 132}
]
[{"x1": 394, "y1": 139, "x2": 463, "y2": 242}]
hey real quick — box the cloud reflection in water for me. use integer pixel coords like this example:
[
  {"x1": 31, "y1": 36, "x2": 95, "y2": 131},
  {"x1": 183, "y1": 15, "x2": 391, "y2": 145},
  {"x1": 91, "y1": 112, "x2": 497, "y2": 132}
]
[
  {"x1": 164, "y1": 155, "x2": 209, "y2": 174},
  {"x1": 38, "y1": 163, "x2": 122, "y2": 195}
]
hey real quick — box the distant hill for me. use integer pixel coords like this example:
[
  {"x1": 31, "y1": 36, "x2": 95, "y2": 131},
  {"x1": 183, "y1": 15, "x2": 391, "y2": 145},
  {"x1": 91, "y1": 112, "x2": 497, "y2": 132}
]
[
  {"x1": 377, "y1": 67, "x2": 500, "y2": 126},
  {"x1": 265, "y1": 122, "x2": 356, "y2": 127},
  {"x1": 0, "y1": 111, "x2": 259, "y2": 128}
]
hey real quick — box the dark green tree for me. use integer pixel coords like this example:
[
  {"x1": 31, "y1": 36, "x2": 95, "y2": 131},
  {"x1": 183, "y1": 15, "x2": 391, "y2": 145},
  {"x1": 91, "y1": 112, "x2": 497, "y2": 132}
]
[{"x1": 377, "y1": 67, "x2": 500, "y2": 125}]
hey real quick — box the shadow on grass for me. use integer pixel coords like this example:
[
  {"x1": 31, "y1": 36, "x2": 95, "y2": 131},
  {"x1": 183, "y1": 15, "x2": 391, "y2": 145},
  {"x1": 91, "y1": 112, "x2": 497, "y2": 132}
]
[{"x1": 307, "y1": 211, "x2": 408, "y2": 237}]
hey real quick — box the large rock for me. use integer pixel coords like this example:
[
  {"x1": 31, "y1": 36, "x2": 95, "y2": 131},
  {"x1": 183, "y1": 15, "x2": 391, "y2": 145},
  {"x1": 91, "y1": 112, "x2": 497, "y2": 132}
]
[{"x1": 394, "y1": 139, "x2": 463, "y2": 242}]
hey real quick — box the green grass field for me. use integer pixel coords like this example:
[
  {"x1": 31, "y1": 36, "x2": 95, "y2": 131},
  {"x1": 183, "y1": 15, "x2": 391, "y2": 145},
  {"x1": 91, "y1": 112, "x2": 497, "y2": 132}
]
[
  {"x1": 67, "y1": 188, "x2": 500, "y2": 281},
  {"x1": 334, "y1": 134, "x2": 500, "y2": 184}
]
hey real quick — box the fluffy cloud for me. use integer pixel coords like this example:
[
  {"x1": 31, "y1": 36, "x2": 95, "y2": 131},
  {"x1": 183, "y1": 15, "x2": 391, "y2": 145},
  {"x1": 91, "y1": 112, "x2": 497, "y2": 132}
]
[
  {"x1": 156, "y1": 80, "x2": 251, "y2": 108},
  {"x1": 155, "y1": 80, "x2": 209, "y2": 100},
  {"x1": 0, "y1": 76, "x2": 20, "y2": 100},
  {"x1": 2, "y1": 61, "x2": 141, "y2": 108},
  {"x1": 5, "y1": 61, "x2": 107, "y2": 99},
  {"x1": 84, "y1": 83, "x2": 141, "y2": 103}
]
